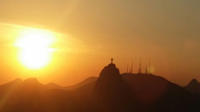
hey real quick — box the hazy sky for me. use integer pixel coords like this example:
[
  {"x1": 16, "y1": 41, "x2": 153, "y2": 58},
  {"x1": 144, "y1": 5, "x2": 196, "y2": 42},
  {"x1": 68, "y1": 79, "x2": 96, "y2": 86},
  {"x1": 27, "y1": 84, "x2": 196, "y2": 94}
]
[{"x1": 0, "y1": 0, "x2": 200, "y2": 85}]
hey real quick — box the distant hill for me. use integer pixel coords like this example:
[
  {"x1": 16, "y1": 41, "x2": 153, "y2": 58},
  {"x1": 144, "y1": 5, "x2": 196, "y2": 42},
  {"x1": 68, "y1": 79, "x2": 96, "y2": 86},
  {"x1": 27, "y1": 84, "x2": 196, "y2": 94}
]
[
  {"x1": 185, "y1": 79, "x2": 200, "y2": 95},
  {"x1": 0, "y1": 62, "x2": 199, "y2": 112},
  {"x1": 121, "y1": 73, "x2": 199, "y2": 112},
  {"x1": 45, "y1": 82, "x2": 64, "y2": 90},
  {"x1": 65, "y1": 77, "x2": 97, "y2": 90}
]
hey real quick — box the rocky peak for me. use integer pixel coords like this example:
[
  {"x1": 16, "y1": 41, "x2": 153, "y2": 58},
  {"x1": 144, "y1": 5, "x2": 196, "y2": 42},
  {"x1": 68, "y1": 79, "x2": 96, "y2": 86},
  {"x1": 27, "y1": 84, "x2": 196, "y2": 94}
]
[{"x1": 99, "y1": 63, "x2": 120, "y2": 77}]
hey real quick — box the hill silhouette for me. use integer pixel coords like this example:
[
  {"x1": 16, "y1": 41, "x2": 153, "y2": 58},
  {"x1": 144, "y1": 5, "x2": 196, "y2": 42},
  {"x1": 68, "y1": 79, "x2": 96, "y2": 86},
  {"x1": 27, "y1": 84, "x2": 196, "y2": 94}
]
[
  {"x1": 0, "y1": 62, "x2": 199, "y2": 112},
  {"x1": 186, "y1": 79, "x2": 200, "y2": 95},
  {"x1": 94, "y1": 62, "x2": 137, "y2": 112},
  {"x1": 66, "y1": 77, "x2": 97, "y2": 90}
]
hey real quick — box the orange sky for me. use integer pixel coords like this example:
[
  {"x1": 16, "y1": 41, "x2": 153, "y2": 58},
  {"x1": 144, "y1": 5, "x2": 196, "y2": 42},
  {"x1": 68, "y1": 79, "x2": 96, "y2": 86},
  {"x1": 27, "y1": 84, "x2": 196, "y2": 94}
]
[{"x1": 0, "y1": 0, "x2": 200, "y2": 86}]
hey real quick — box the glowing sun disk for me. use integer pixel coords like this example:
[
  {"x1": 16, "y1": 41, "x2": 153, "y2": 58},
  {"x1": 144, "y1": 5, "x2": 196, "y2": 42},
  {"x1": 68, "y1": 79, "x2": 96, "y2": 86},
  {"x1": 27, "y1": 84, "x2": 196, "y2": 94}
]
[{"x1": 15, "y1": 28, "x2": 55, "y2": 69}]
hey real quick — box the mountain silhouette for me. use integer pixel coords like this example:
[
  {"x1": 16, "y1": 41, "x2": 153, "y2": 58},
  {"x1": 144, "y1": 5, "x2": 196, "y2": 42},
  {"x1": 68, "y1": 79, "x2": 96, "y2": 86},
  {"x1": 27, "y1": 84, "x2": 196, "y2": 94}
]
[
  {"x1": 94, "y1": 62, "x2": 137, "y2": 112},
  {"x1": 66, "y1": 77, "x2": 97, "y2": 90},
  {"x1": 186, "y1": 79, "x2": 200, "y2": 95},
  {"x1": 45, "y1": 82, "x2": 64, "y2": 90},
  {"x1": 0, "y1": 62, "x2": 199, "y2": 112},
  {"x1": 122, "y1": 73, "x2": 200, "y2": 112}
]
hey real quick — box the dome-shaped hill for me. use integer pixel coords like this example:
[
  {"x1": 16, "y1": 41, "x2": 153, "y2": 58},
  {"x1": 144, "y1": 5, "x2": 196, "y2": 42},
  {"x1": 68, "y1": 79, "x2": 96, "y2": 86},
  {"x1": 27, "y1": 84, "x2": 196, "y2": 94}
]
[
  {"x1": 121, "y1": 73, "x2": 199, "y2": 111},
  {"x1": 122, "y1": 73, "x2": 192, "y2": 102},
  {"x1": 122, "y1": 73, "x2": 170, "y2": 104}
]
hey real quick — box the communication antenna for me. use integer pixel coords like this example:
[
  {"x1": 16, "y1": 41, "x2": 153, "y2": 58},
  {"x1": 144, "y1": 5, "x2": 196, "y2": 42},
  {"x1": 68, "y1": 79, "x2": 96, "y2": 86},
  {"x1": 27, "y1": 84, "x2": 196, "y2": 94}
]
[
  {"x1": 138, "y1": 58, "x2": 142, "y2": 74},
  {"x1": 130, "y1": 61, "x2": 133, "y2": 73}
]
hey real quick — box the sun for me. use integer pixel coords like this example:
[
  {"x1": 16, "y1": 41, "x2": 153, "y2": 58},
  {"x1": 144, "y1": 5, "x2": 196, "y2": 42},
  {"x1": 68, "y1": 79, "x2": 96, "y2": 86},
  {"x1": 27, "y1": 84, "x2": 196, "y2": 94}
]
[{"x1": 15, "y1": 28, "x2": 55, "y2": 69}]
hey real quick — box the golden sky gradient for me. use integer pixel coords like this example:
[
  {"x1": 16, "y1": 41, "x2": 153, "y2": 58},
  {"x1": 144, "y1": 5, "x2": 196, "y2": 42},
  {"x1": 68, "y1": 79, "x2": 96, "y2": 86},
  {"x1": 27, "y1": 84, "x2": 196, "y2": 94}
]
[{"x1": 0, "y1": 0, "x2": 200, "y2": 85}]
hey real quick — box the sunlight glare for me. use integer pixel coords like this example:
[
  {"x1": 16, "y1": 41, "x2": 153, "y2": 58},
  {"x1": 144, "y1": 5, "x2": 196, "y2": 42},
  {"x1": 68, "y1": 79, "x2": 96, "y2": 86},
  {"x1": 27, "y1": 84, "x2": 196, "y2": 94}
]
[{"x1": 15, "y1": 28, "x2": 55, "y2": 69}]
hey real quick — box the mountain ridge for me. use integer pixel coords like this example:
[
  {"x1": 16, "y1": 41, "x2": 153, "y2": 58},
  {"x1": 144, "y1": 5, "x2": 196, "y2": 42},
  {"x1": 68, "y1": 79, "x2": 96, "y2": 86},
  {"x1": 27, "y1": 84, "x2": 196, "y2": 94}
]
[{"x1": 0, "y1": 63, "x2": 199, "y2": 112}]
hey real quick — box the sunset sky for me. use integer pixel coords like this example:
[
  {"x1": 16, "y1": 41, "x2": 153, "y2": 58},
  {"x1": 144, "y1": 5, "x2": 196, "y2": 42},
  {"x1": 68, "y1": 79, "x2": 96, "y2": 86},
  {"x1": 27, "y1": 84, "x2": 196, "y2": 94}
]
[{"x1": 0, "y1": 0, "x2": 200, "y2": 86}]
